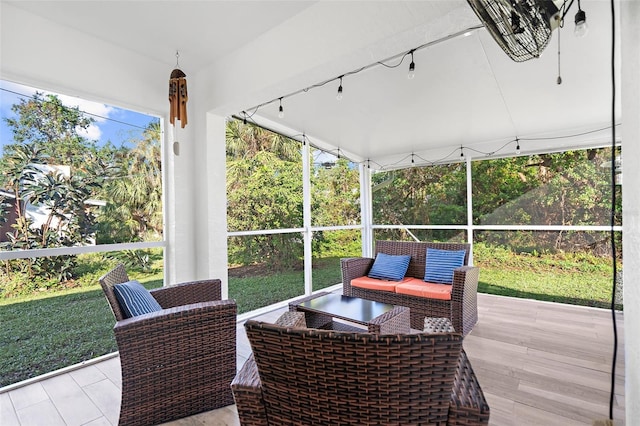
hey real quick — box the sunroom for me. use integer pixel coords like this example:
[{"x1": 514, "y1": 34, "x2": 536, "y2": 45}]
[{"x1": 0, "y1": 0, "x2": 638, "y2": 424}]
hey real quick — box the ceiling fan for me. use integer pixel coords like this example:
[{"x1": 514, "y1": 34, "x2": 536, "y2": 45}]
[{"x1": 467, "y1": 0, "x2": 567, "y2": 62}]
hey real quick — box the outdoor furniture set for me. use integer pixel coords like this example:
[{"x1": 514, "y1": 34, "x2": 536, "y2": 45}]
[
  {"x1": 232, "y1": 296, "x2": 490, "y2": 425},
  {"x1": 101, "y1": 241, "x2": 486, "y2": 425},
  {"x1": 341, "y1": 240, "x2": 480, "y2": 336}
]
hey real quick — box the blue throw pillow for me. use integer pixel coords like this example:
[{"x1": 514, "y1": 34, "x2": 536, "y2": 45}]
[
  {"x1": 113, "y1": 280, "x2": 162, "y2": 318},
  {"x1": 368, "y1": 253, "x2": 411, "y2": 281},
  {"x1": 424, "y1": 248, "x2": 466, "y2": 284}
]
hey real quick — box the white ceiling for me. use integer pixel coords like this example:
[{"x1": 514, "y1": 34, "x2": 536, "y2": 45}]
[{"x1": 3, "y1": 0, "x2": 621, "y2": 169}]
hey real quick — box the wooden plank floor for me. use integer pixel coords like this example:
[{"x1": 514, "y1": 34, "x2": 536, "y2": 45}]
[{"x1": 0, "y1": 293, "x2": 625, "y2": 425}]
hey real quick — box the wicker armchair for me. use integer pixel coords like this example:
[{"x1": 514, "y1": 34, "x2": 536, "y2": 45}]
[
  {"x1": 99, "y1": 264, "x2": 237, "y2": 426},
  {"x1": 342, "y1": 240, "x2": 480, "y2": 336},
  {"x1": 232, "y1": 318, "x2": 490, "y2": 425}
]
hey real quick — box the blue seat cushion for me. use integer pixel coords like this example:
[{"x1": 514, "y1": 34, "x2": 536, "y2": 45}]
[
  {"x1": 424, "y1": 248, "x2": 466, "y2": 284},
  {"x1": 113, "y1": 280, "x2": 162, "y2": 318},
  {"x1": 368, "y1": 253, "x2": 411, "y2": 281}
]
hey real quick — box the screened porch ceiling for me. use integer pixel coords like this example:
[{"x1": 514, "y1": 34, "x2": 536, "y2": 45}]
[{"x1": 4, "y1": 0, "x2": 621, "y2": 169}]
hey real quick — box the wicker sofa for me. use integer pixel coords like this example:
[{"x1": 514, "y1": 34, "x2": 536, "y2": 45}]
[
  {"x1": 231, "y1": 311, "x2": 490, "y2": 425},
  {"x1": 341, "y1": 240, "x2": 480, "y2": 336}
]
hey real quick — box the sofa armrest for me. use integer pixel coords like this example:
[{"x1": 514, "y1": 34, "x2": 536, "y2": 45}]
[
  {"x1": 150, "y1": 278, "x2": 222, "y2": 308},
  {"x1": 340, "y1": 257, "x2": 374, "y2": 296},
  {"x1": 450, "y1": 266, "x2": 480, "y2": 335}
]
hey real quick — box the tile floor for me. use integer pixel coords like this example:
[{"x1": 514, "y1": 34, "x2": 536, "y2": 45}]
[{"x1": 0, "y1": 293, "x2": 626, "y2": 425}]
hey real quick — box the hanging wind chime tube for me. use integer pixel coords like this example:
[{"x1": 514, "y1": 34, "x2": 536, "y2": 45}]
[{"x1": 169, "y1": 51, "x2": 188, "y2": 128}]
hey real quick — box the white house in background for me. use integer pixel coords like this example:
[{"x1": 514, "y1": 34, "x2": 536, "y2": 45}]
[{"x1": 1, "y1": 164, "x2": 104, "y2": 244}]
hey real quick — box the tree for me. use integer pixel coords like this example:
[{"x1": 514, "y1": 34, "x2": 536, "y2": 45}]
[
  {"x1": 371, "y1": 163, "x2": 467, "y2": 241},
  {"x1": 96, "y1": 122, "x2": 163, "y2": 243},
  {"x1": 0, "y1": 93, "x2": 109, "y2": 282},
  {"x1": 226, "y1": 121, "x2": 303, "y2": 270},
  {"x1": 1, "y1": 92, "x2": 98, "y2": 172},
  {"x1": 310, "y1": 156, "x2": 361, "y2": 256}
]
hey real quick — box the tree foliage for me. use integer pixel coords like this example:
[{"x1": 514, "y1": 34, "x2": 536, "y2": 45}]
[
  {"x1": 226, "y1": 121, "x2": 303, "y2": 269},
  {"x1": 372, "y1": 163, "x2": 467, "y2": 241},
  {"x1": 0, "y1": 92, "x2": 161, "y2": 289},
  {"x1": 96, "y1": 122, "x2": 163, "y2": 243},
  {"x1": 1, "y1": 94, "x2": 110, "y2": 281}
]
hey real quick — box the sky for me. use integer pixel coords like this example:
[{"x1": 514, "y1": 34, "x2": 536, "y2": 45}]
[{"x1": 0, "y1": 79, "x2": 159, "y2": 154}]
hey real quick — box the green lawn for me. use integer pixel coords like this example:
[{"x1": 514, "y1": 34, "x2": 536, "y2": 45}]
[{"x1": 0, "y1": 254, "x2": 618, "y2": 387}]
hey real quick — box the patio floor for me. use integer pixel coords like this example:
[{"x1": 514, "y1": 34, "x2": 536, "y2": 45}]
[{"x1": 0, "y1": 293, "x2": 625, "y2": 425}]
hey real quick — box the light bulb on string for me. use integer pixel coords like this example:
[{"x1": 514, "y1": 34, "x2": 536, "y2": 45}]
[
  {"x1": 574, "y1": 0, "x2": 588, "y2": 37},
  {"x1": 460, "y1": 146, "x2": 465, "y2": 161},
  {"x1": 336, "y1": 76, "x2": 344, "y2": 101},
  {"x1": 278, "y1": 98, "x2": 285, "y2": 118},
  {"x1": 408, "y1": 51, "x2": 416, "y2": 80},
  {"x1": 515, "y1": 139, "x2": 521, "y2": 155}
]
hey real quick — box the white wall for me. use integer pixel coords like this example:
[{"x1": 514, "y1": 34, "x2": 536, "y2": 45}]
[
  {"x1": 621, "y1": 0, "x2": 639, "y2": 422},
  {"x1": 0, "y1": 2, "x2": 203, "y2": 285}
]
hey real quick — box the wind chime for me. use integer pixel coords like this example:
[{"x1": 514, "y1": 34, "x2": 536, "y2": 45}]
[{"x1": 169, "y1": 51, "x2": 188, "y2": 128}]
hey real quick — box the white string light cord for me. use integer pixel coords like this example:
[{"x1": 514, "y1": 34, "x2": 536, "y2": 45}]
[
  {"x1": 233, "y1": 114, "x2": 621, "y2": 171},
  {"x1": 239, "y1": 24, "x2": 484, "y2": 122}
]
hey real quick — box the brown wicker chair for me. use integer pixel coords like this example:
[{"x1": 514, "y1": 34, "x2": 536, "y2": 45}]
[
  {"x1": 99, "y1": 264, "x2": 237, "y2": 426},
  {"x1": 342, "y1": 240, "x2": 480, "y2": 336},
  {"x1": 232, "y1": 318, "x2": 490, "y2": 425}
]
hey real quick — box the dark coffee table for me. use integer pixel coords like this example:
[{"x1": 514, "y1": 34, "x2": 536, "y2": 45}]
[{"x1": 289, "y1": 292, "x2": 410, "y2": 334}]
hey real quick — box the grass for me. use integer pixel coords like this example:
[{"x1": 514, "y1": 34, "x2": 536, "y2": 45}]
[
  {"x1": 229, "y1": 257, "x2": 343, "y2": 314},
  {"x1": 0, "y1": 253, "x2": 619, "y2": 387},
  {"x1": 0, "y1": 271, "x2": 162, "y2": 388}
]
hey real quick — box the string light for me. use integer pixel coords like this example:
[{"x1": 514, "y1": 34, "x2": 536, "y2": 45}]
[
  {"x1": 231, "y1": 117, "x2": 618, "y2": 172},
  {"x1": 238, "y1": 25, "x2": 483, "y2": 119},
  {"x1": 574, "y1": 0, "x2": 588, "y2": 37},
  {"x1": 408, "y1": 50, "x2": 416, "y2": 80},
  {"x1": 278, "y1": 98, "x2": 284, "y2": 118}
]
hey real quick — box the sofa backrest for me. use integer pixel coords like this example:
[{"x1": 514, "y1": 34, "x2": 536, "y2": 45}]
[{"x1": 374, "y1": 240, "x2": 470, "y2": 280}]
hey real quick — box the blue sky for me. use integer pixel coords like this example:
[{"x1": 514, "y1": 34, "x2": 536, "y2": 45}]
[{"x1": 0, "y1": 80, "x2": 159, "y2": 154}]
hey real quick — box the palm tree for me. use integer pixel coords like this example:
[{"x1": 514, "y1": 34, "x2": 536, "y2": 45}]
[{"x1": 98, "y1": 121, "x2": 163, "y2": 242}]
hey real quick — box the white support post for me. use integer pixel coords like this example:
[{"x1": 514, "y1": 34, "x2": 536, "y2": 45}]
[
  {"x1": 302, "y1": 139, "x2": 313, "y2": 295},
  {"x1": 360, "y1": 163, "x2": 373, "y2": 258},
  {"x1": 621, "y1": 1, "x2": 639, "y2": 422},
  {"x1": 466, "y1": 157, "x2": 474, "y2": 265}
]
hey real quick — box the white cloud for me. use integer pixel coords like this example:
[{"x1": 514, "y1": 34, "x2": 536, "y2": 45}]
[{"x1": 77, "y1": 123, "x2": 102, "y2": 141}]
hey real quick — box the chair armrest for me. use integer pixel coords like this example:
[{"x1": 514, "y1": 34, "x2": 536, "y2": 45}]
[
  {"x1": 340, "y1": 257, "x2": 374, "y2": 296},
  {"x1": 231, "y1": 354, "x2": 268, "y2": 426},
  {"x1": 449, "y1": 349, "x2": 490, "y2": 424},
  {"x1": 150, "y1": 278, "x2": 222, "y2": 308},
  {"x1": 114, "y1": 299, "x2": 237, "y2": 353}
]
